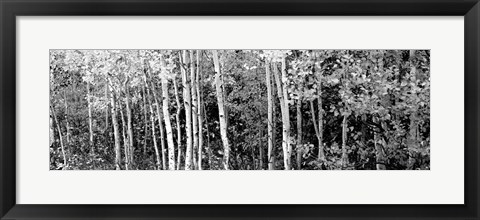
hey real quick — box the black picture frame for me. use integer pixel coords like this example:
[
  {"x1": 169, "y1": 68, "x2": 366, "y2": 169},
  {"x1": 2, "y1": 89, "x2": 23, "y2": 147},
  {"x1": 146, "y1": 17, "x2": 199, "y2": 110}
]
[{"x1": 1, "y1": 0, "x2": 479, "y2": 219}]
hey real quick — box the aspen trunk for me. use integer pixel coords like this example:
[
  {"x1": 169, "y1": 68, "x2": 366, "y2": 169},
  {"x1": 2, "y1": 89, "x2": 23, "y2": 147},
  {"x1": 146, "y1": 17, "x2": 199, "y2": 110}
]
[
  {"x1": 190, "y1": 50, "x2": 199, "y2": 169},
  {"x1": 266, "y1": 60, "x2": 275, "y2": 170},
  {"x1": 203, "y1": 103, "x2": 213, "y2": 169},
  {"x1": 87, "y1": 83, "x2": 94, "y2": 156},
  {"x1": 173, "y1": 75, "x2": 182, "y2": 170},
  {"x1": 50, "y1": 110, "x2": 55, "y2": 146},
  {"x1": 181, "y1": 50, "x2": 194, "y2": 170},
  {"x1": 63, "y1": 91, "x2": 70, "y2": 144},
  {"x1": 105, "y1": 86, "x2": 109, "y2": 131},
  {"x1": 109, "y1": 86, "x2": 122, "y2": 170},
  {"x1": 196, "y1": 50, "x2": 204, "y2": 170},
  {"x1": 160, "y1": 56, "x2": 176, "y2": 170},
  {"x1": 151, "y1": 82, "x2": 167, "y2": 170},
  {"x1": 50, "y1": 105, "x2": 67, "y2": 168},
  {"x1": 120, "y1": 104, "x2": 129, "y2": 170},
  {"x1": 145, "y1": 78, "x2": 162, "y2": 170},
  {"x1": 259, "y1": 128, "x2": 264, "y2": 170},
  {"x1": 142, "y1": 86, "x2": 148, "y2": 156},
  {"x1": 317, "y1": 98, "x2": 324, "y2": 161},
  {"x1": 296, "y1": 99, "x2": 302, "y2": 169},
  {"x1": 212, "y1": 50, "x2": 230, "y2": 170},
  {"x1": 125, "y1": 86, "x2": 134, "y2": 167},
  {"x1": 272, "y1": 59, "x2": 291, "y2": 170}
]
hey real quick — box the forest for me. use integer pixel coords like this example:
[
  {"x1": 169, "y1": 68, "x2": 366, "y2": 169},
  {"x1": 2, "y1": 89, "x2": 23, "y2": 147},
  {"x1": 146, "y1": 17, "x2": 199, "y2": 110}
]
[{"x1": 49, "y1": 49, "x2": 430, "y2": 170}]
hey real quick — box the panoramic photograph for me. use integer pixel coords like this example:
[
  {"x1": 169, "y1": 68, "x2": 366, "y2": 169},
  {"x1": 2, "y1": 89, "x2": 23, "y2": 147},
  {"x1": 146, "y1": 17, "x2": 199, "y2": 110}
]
[{"x1": 49, "y1": 49, "x2": 430, "y2": 170}]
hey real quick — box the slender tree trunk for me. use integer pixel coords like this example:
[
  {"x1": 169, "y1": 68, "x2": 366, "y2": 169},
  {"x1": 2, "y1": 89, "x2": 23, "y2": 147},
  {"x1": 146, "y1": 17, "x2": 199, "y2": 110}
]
[
  {"x1": 271, "y1": 78, "x2": 277, "y2": 169},
  {"x1": 281, "y1": 56, "x2": 292, "y2": 170},
  {"x1": 296, "y1": 99, "x2": 302, "y2": 169},
  {"x1": 145, "y1": 76, "x2": 162, "y2": 170},
  {"x1": 181, "y1": 50, "x2": 194, "y2": 170},
  {"x1": 309, "y1": 101, "x2": 322, "y2": 163},
  {"x1": 104, "y1": 86, "x2": 110, "y2": 150},
  {"x1": 142, "y1": 86, "x2": 148, "y2": 156},
  {"x1": 212, "y1": 50, "x2": 230, "y2": 170},
  {"x1": 146, "y1": 67, "x2": 167, "y2": 170},
  {"x1": 259, "y1": 128, "x2": 264, "y2": 170},
  {"x1": 87, "y1": 83, "x2": 94, "y2": 156},
  {"x1": 203, "y1": 103, "x2": 213, "y2": 169},
  {"x1": 125, "y1": 85, "x2": 134, "y2": 168},
  {"x1": 120, "y1": 104, "x2": 129, "y2": 170},
  {"x1": 160, "y1": 56, "x2": 176, "y2": 170},
  {"x1": 266, "y1": 60, "x2": 275, "y2": 170},
  {"x1": 63, "y1": 90, "x2": 70, "y2": 144},
  {"x1": 152, "y1": 85, "x2": 167, "y2": 170},
  {"x1": 173, "y1": 75, "x2": 183, "y2": 170},
  {"x1": 272, "y1": 59, "x2": 291, "y2": 170},
  {"x1": 50, "y1": 105, "x2": 67, "y2": 168},
  {"x1": 105, "y1": 86, "x2": 109, "y2": 131},
  {"x1": 190, "y1": 50, "x2": 199, "y2": 169},
  {"x1": 196, "y1": 50, "x2": 204, "y2": 170},
  {"x1": 108, "y1": 84, "x2": 122, "y2": 170},
  {"x1": 50, "y1": 110, "x2": 55, "y2": 146}
]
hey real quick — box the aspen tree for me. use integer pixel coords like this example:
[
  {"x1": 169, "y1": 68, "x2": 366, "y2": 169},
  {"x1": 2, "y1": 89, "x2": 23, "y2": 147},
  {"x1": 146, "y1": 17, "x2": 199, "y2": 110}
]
[
  {"x1": 212, "y1": 50, "x2": 230, "y2": 170},
  {"x1": 190, "y1": 50, "x2": 199, "y2": 169},
  {"x1": 160, "y1": 54, "x2": 176, "y2": 170},
  {"x1": 266, "y1": 60, "x2": 275, "y2": 170},
  {"x1": 196, "y1": 50, "x2": 204, "y2": 170},
  {"x1": 181, "y1": 50, "x2": 194, "y2": 170}
]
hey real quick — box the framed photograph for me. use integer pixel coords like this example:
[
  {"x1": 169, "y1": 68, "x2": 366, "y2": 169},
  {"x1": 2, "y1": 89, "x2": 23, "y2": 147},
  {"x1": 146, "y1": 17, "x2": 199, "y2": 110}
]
[{"x1": 1, "y1": 0, "x2": 479, "y2": 219}]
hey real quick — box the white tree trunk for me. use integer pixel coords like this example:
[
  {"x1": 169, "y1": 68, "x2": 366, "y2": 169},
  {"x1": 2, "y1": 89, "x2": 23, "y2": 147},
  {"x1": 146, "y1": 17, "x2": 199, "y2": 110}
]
[
  {"x1": 173, "y1": 75, "x2": 183, "y2": 170},
  {"x1": 50, "y1": 105, "x2": 67, "y2": 168},
  {"x1": 108, "y1": 84, "x2": 122, "y2": 170},
  {"x1": 212, "y1": 50, "x2": 230, "y2": 170},
  {"x1": 272, "y1": 59, "x2": 291, "y2": 170},
  {"x1": 181, "y1": 50, "x2": 194, "y2": 170},
  {"x1": 266, "y1": 60, "x2": 275, "y2": 170},
  {"x1": 190, "y1": 50, "x2": 199, "y2": 169},
  {"x1": 296, "y1": 99, "x2": 302, "y2": 169},
  {"x1": 160, "y1": 56, "x2": 176, "y2": 170},
  {"x1": 196, "y1": 50, "x2": 204, "y2": 170}
]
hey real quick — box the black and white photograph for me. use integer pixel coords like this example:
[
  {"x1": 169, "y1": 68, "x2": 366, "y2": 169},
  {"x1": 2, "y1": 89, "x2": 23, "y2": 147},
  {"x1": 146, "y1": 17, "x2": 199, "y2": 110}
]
[{"x1": 49, "y1": 49, "x2": 430, "y2": 170}]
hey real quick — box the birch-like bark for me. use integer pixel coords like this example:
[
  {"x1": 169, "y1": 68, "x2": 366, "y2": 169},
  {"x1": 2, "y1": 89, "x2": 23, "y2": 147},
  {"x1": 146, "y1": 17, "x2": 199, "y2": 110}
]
[
  {"x1": 212, "y1": 50, "x2": 230, "y2": 170},
  {"x1": 181, "y1": 50, "x2": 193, "y2": 170},
  {"x1": 125, "y1": 84, "x2": 134, "y2": 167},
  {"x1": 151, "y1": 81, "x2": 167, "y2": 170},
  {"x1": 87, "y1": 83, "x2": 95, "y2": 160},
  {"x1": 145, "y1": 76, "x2": 162, "y2": 170},
  {"x1": 272, "y1": 59, "x2": 292, "y2": 170},
  {"x1": 173, "y1": 75, "x2": 182, "y2": 170},
  {"x1": 296, "y1": 99, "x2": 302, "y2": 169},
  {"x1": 266, "y1": 60, "x2": 275, "y2": 170},
  {"x1": 50, "y1": 105, "x2": 67, "y2": 168},
  {"x1": 142, "y1": 86, "x2": 148, "y2": 156},
  {"x1": 196, "y1": 50, "x2": 204, "y2": 170},
  {"x1": 108, "y1": 82, "x2": 122, "y2": 170},
  {"x1": 120, "y1": 104, "x2": 130, "y2": 170},
  {"x1": 190, "y1": 50, "x2": 199, "y2": 169},
  {"x1": 160, "y1": 56, "x2": 176, "y2": 170},
  {"x1": 63, "y1": 91, "x2": 70, "y2": 144},
  {"x1": 105, "y1": 86, "x2": 109, "y2": 131}
]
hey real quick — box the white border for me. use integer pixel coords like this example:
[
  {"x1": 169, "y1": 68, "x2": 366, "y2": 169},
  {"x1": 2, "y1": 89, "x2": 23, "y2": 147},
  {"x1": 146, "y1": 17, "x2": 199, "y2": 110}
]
[{"x1": 17, "y1": 16, "x2": 464, "y2": 204}]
